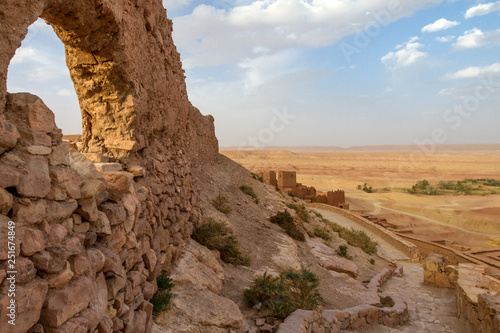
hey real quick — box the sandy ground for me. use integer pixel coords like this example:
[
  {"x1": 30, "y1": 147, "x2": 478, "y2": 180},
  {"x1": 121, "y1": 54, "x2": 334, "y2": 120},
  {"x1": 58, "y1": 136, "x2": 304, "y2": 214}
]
[{"x1": 222, "y1": 150, "x2": 500, "y2": 252}]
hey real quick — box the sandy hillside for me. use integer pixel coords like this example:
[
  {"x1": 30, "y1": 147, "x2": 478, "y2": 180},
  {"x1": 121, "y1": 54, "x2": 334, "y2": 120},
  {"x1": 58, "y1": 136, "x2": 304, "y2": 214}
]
[{"x1": 221, "y1": 149, "x2": 500, "y2": 251}]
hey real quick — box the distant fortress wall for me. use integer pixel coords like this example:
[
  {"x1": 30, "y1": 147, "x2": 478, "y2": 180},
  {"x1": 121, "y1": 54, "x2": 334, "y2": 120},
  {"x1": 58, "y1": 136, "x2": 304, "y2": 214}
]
[{"x1": 258, "y1": 170, "x2": 348, "y2": 209}]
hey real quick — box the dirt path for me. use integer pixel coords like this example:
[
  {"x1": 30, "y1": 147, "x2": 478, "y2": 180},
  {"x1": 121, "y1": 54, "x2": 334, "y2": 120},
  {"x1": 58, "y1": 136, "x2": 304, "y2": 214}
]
[
  {"x1": 372, "y1": 201, "x2": 495, "y2": 238},
  {"x1": 313, "y1": 208, "x2": 465, "y2": 333}
]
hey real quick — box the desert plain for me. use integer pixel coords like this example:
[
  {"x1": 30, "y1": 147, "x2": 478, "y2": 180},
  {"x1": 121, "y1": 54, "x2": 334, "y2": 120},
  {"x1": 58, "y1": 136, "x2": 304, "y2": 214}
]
[{"x1": 222, "y1": 145, "x2": 500, "y2": 258}]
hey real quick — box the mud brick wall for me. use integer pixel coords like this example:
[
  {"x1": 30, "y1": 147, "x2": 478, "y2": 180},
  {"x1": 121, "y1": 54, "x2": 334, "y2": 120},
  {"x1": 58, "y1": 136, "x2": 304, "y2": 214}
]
[
  {"x1": 278, "y1": 171, "x2": 297, "y2": 190},
  {"x1": 0, "y1": 1, "x2": 219, "y2": 332}
]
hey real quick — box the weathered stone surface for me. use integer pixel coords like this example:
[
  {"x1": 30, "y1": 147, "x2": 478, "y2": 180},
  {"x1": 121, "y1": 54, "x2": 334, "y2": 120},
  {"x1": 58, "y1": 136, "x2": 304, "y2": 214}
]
[
  {"x1": 41, "y1": 276, "x2": 95, "y2": 328},
  {"x1": 76, "y1": 197, "x2": 98, "y2": 222},
  {"x1": 27, "y1": 145, "x2": 52, "y2": 155},
  {"x1": 80, "y1": 273, "x2": 107, "y2": 332},
  {"x1": 307, "y1": 238, "x2": 359, "y2": 278},
  {"x1": 86, "y1": 247, "x2": 105, "y2": 273},
  {"x1": 12, "y1": 199, "x2": 46, "y2": 224},
  {"x1": 0, "y1": 163, "x2": 20, "y2": 188},
  {"x1": 156, "y1": 287, "x2": 243, "y2": 331},
  {"x1": 50, "y1": 141, "x2": 70, "y2": 166},
  {"x1": 45, "y1": 200, "x2": 78, "y2": 223},
  {"x1": 103, "y1": 171, "x2": 134, "y2": 200},
  {"x1": 90, "y1": 211, "x2": 112, "y2": 235},
  {"x1": 170, "y1": 240, "x2": 225, "y2": 294},
  {"x1": 49, "y1": 166, "x2": 83, "y2": 200},
  {"x1": 0, "y1": 279, "x2": 48, "y2": 333},
  {"x1": 95, "y1": 162, "x2": 122, "y2": 172},
  {"x1": 0, "y1": 187, "x2": 13, "y2": 214},
  {"x1": 0, "y1": 117, "x2": 20, "y2": 154},
  {"x1": 100, "y1": 202, "x2": 126, "y2": 225},
  {"x1": 21, "y1": 228, "x2": 47, "y2": 256},
  {"x1": 48, "y1": 224, "x2": 68, "y2": 244},
  {"x1": 17, "y1": 155, "x2": 51, "y2": 198},
  {"x1": 47, "y1": 262, "x2": 74, "y2": 288}
]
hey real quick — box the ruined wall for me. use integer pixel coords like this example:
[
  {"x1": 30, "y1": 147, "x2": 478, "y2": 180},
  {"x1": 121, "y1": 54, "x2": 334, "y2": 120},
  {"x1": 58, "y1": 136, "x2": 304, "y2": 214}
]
[
  {"x1": 0, "y1": 1, "x2": 219, "y2": 332},
  {"x1": 278, "y1": 171, "x2": 296, "y2": 190},
  {"x1": 326, "y1": 190, "x2": 345, "y2": 207},
  {"x1": 262, "y1": 171, "x2": 277, "y2": 187}
]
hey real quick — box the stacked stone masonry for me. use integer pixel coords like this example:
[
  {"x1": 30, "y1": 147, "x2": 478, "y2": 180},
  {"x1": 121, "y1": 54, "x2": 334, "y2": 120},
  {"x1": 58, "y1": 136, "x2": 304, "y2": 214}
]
[
  {"x1": 0, "y1": 1, "x2": 219, "y2": 332},
  {"x1": 277, "y1": 265, "x2": 409, "y2": 333},
  {"x1": 424, "y1": 254, "x2": 500, "y2": 333}
]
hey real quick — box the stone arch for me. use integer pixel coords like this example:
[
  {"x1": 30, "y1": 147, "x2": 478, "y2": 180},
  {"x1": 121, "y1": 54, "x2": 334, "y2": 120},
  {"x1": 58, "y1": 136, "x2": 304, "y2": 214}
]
[{"x1": 1, "y1": 0, "x2": 215, "y2": 160}]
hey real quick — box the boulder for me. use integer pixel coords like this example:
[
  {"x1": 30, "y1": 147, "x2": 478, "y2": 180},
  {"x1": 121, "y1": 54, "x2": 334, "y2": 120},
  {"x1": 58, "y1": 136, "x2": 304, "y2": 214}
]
[
  {"x1": 307, "y1": 238, "x2": 359, "y2": 278},
  {"x1": 103, "y1": 171, "x2": 134, "y2": 200},
  {"x1": 49, "y1": 166, "x2": 83, "y2": 200},
  {"x1": 170, "y1": 240, "x2": 225, "y2": 294},
  {"x1": 156, "y1": 287, "x2": 243, "y2": 331}
]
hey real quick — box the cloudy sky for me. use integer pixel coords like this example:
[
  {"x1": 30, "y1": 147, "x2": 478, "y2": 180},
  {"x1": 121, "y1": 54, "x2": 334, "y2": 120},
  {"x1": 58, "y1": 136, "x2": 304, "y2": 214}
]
[{"x1": 7, "y1": 0, "x2": 500, "y2": 148}]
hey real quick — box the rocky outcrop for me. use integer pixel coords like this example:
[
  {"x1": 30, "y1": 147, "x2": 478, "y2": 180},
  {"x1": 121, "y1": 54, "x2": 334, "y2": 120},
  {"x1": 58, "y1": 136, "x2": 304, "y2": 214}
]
[
  {"x1": 0, "y1": 1, "x2": 220, "y2": 332},
  {"x1": 155, "y1": 240, "x2": 243, "y2": 332}
]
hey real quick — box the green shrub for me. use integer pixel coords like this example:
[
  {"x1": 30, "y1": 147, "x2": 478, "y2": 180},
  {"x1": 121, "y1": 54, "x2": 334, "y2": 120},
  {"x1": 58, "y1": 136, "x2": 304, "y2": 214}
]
[
  {"x1": 240, "y1": 185, "x2": 259, "y2": 203},
  {"x1": 329, "y1": 222, "x2": 377, "y2": 255},
  {"x1": 212, "y1": 193, "x2": 232, "y2": 214},
  {"x1": 337, "y1": 244, "x2": 351, "y2": 259},
  {"x1": 369, "y1": 258, "x2": 376, "y2": 265},
  {"x1": 220, "y1": 236, "x2": 251, "y2": 266},
  {"x1": 192, "y1": 219, "x2": 228, "y2": 250},
  {"x1": 151, "y1": 271, "x2": 174, "y2": 313},
  {"x1": 312, "y1": 226, "x2": 331, "y2": 241},
  {"x1": 286, "y1": 203, "x2": 310, "y2": 223},
  {"x1": 192, "y1": 220, "x2": 251, "y2": 266},
  {"x1": 270, "y1": 210, "x2": 305, "y2": 241},
  {"x1": 243, "y1": 269, "x2": 321, "y2": 320},
  {"x1": 313, "y1": 211, "x2": 323, "y2": 218}
]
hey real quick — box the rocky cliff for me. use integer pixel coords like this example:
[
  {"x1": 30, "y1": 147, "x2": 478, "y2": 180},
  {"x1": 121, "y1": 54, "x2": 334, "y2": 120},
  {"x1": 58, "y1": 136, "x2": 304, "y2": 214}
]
[{"x1": 0, "y1": 1, "x2": 218, "y2": 332}]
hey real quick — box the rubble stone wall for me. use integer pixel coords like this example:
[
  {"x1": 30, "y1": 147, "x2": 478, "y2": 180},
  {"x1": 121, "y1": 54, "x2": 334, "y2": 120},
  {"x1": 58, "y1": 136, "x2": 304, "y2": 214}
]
[{"x1": 0, "y1": 1, "x2": 219, "y2": 332}]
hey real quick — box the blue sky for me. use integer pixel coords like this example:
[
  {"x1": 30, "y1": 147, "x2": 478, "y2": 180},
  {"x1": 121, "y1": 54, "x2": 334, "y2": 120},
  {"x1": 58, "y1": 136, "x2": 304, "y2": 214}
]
[{"x1": 7, "y1": 0, "x2": 500, "y2": 148}]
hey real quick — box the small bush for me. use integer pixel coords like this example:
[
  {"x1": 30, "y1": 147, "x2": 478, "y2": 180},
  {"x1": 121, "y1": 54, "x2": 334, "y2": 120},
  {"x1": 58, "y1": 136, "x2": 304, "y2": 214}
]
[
  {"x1": 212, "y1": 193, "x2": 232, "y2": 214},
  {"x1": 369, "y1": 258, "x2": 376, "y2": 265},
  {"x1": 151, "y1": 271, "x2": 174, "y2": 313},
  {"x1": 312, "y1": 226, "x2": 331, "y2": 241},
  {"x1": 329, "y1": 222, "x2": 377, "y2": 255},
  {"x1": 243, "y1": 269, "x2": 321, "y2": 320},
  {"x1": 192, "y1": 220, "x2": 251, "y2": 266},
  {"x1": 240, "y1": 185, "x2": 259, "y2": 203},
  {"x1": 192, "y1": 219, "x2": 228, "y2": 250},
  {"x1": 220, "y1": 236, "x2": 251, "y2": 266},
  {"x1": 337, "y1": 245, "x2": 351, "y2": 259},
  {"x1": 313, "y1": 211, "x2": 323, "y2": 218},
  {"x1": 270, "y1": 210, "x2": 305, "y2": 241},
  {"x1": 286, "y1": 203, "x2": 310, "y2": 223}
]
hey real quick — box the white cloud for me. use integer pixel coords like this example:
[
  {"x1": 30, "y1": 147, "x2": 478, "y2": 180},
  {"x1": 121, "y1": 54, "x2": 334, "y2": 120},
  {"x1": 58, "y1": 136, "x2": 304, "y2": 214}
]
[
  {"x1": 421, "y1": 18, "x2": 459, "y2": 33},
  {"x1": 9, "y1": 45, "x2": 70, "y2": 81},
  {"x1": 238, "y1": 50, "x2": 299, "y2": 93},
  {"x1": 453, "y1": 28, "x2": 500, "y2": 50},
  {"x1": 163, "y1": 0, "x2": 193, "y2": 11},
  {"x1": 57, "y1": 89, "x2": 73, "y2": 96},
  {"x1": 173, "y1": 0, "x2": 445, "y2": 69},
  {"x1": 442, "y1": 63, "x2": 500, "y2": 80},
  {"x1": 10, "y1": 47, "x2": 37, "y2": 64},
  {"x1": 465, "y1": 1, "x2": 500, "y2": 18},
  {"x1": 436, "y1": 35, "x2": 455, "y2": 42},
  {"x1": 381, "y1": 37, "x2": 428, "y2": 70}
]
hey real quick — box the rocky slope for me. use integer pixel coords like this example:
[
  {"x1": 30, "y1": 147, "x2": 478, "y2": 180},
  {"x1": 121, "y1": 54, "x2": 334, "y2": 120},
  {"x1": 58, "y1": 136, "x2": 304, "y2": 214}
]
[{"x1": 153, "y1": 154, "x2": 395, "y2": 332}]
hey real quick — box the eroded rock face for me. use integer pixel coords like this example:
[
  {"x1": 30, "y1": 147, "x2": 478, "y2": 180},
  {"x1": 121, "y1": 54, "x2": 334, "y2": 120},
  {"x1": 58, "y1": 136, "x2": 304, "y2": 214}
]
[{"x1": 0, "y1": 1, "x2": 220, "y2": 332}]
